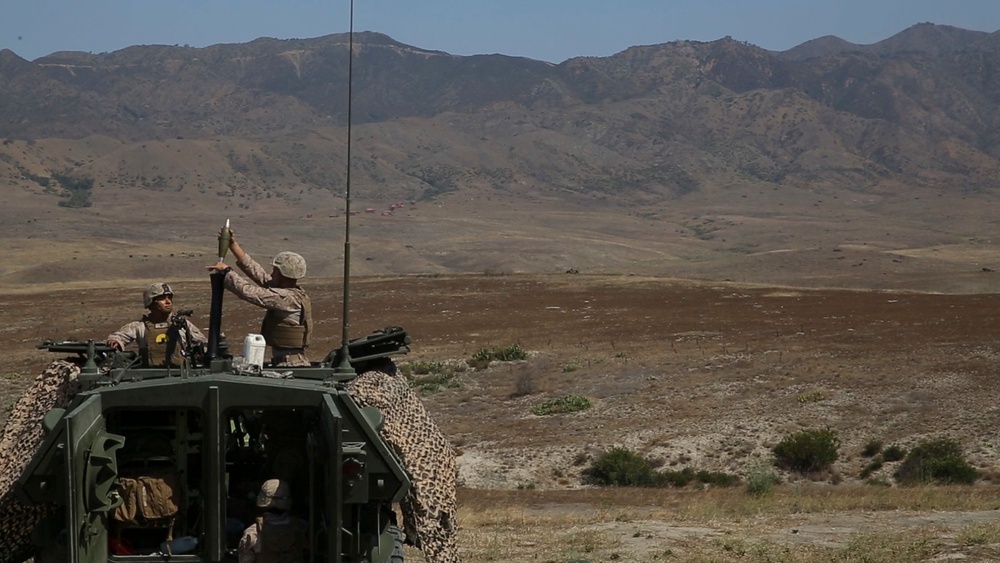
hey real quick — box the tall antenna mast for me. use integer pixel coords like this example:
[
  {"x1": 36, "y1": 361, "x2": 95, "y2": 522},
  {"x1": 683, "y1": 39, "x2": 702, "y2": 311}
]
[{"x1": 333, "y1": 0, "x2": 356, "y2": 375}]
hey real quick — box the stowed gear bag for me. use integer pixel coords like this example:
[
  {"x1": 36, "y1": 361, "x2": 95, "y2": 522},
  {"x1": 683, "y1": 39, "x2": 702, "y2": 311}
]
[{"x1": 112, "y1": 470, "x2": 180, "y2": 546}]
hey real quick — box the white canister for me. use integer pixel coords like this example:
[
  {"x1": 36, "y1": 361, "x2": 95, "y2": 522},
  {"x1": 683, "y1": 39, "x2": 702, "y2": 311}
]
[{"x1": 243, "y1": 333, "x2": 266, "y2": 368}]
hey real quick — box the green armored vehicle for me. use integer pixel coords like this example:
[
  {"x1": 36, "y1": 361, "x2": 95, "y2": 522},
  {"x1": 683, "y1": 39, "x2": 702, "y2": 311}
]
[{"x1": 18, "y1": 320, "x2": 412, "y2": 563}]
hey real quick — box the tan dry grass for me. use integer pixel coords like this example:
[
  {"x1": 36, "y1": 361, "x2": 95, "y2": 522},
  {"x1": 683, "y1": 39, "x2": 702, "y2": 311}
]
[{"x1": 444, "y1": 487, "x2": 1000, "y2": 562}]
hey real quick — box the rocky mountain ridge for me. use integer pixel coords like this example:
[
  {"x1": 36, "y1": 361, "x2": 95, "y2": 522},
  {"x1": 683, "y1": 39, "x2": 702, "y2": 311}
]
[{"x1": 2, "y1": 23, "x2": 1000, "y2": 287}]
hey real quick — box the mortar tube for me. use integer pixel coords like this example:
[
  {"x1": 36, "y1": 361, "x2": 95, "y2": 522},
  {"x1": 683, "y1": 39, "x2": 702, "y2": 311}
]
[{"x1": 208, "y1": 270, "x2": 225, "y2": 361}]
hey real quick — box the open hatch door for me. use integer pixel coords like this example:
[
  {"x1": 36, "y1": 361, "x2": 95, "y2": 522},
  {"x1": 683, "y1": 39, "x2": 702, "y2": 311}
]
[{"x1": 64, "y1": 394, "x2": 125, "y2": 563}]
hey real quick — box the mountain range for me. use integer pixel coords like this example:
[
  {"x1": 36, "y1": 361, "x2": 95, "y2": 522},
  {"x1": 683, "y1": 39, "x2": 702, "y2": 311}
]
[{"x1": 2, "y1": 23, "x2": 1000, "y2": 290}]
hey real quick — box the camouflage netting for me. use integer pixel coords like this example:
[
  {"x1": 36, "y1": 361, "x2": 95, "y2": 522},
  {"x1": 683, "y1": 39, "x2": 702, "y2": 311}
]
[
  {"x1": 0, "y1": 360, "x2": 81, "y2": 563},
  {"x1": 347, "y1": 364, "x2": 460, "y2": 563}
]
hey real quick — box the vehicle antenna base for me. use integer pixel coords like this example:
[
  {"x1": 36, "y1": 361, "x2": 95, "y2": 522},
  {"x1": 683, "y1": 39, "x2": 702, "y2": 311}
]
[{"x1": 333, "y1": 343, "x2": 356, "y2": 376}]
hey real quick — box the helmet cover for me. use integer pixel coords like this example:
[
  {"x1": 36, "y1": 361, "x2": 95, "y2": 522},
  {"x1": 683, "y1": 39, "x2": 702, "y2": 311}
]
[
  {"x1": 256, "y1": 479, "x2": 292, "y2": 511},
  {"x1": 143, "y1": 282, "x2": 173, "y2": 308},
  {"x1": 272, "y1": 251, "x2": 307, "y2": 279}
]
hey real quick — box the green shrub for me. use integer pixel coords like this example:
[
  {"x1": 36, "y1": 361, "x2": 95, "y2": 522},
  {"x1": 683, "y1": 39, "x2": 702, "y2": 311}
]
[
  {"x1": 695, "y1": 469, "x2": 740, "y2": 487},
  {"x1": 53, "y1": 172, "x2": 94, "y2": 208},
  {"x1": 533, "y1": 395, "x2": 592, "y2": 416},
  {"x1": 859, "y1": 456, "x2": 884, "y2": 479},
  {"x1": 466, "y1": 357, "x2": 490, "y2": 370},
  {"x1": 588, "y1": 447, "x2": 658, "y2": 487},
  {"x1": 408, "y1": 372, "x2": 461, "y2": 393},
  {"x1": 882, "y1": 444, "x2": 906, "y2": 462},
  {"x1": 772, "y1": 428, "x2": 840, "y2": 473},
  {"x1": 401, "y1": 360, "x2": 463, "y2": 393},
  {"x1": 862, "y1": 439, "x2": 883, "y2": 458},
  {"x1": 658, "y1": 467, "x2": 695, "y2": 487},
  {"x1": 656, "y1": 467, "x2": 739, "y2": 488},
  {"x1": 471, "y1": 343, "x2": 528, "y2": 364},
  {"x1": 588, "y1": 447, "x2": 740, "y2": 489},
  {"x1": 894, "y1": 438, "x2": 978, "y2": 485},
  {"x1": 797, "y1": 389, "x2": 827, "y2": 403},
  {"x1": 745, "y1": 462, "x2": 779, "y2": 497}
]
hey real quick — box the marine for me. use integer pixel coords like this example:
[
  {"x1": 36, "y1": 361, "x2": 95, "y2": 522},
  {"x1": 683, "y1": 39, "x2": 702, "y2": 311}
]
[
  {"x1": 238, "y1": 479, "x2": 308, "y2": 563},
  {"x1": 208, "y1": 230, "x2": 312, "y2": 367},
  {"x1": 106, "y1": 282, "x2": 208, "y2": 367}
]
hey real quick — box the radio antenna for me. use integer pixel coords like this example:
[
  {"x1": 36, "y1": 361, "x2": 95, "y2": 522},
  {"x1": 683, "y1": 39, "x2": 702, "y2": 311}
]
[{"x1": 333, "y1": 0, "x2": 356, "y2": 375}]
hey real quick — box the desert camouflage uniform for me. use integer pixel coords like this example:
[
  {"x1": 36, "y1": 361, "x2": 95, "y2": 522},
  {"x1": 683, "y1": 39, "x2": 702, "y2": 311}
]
[
  {"x1": 224, "y1": 254, "x2": 310, "y2": 367},
  {"x1": 107, "y1": 316, "x2": 208, "y2": 353},
  {"x1": 238, "y1": 513, "x2": 309, "y2": 563}
]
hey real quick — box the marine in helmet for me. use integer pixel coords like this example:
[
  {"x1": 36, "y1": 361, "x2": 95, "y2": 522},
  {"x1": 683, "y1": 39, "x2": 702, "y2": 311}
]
[
  {"x1": 209, "y1": 230, "x2": 312, "y2": 367},
  {"x1": 106, "y1": 282, "x2": 208, "y2": 367},
  {"x1": 238, "y1": 479, "x2": 308, "y2": 563}
]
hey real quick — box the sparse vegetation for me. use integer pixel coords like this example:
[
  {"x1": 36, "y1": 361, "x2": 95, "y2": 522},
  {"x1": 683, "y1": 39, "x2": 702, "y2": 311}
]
[
  {"x1": 659, "y1": 467, "x2": 740, "y2": 488},
  {"x1": 862, "y1": 439, "x2": 883, "y2": 457},
  {"x1": 399, "y1": 359, "x2": 465, "y2": 393},
  {"x1": 587, "y1": 447, "x2": 739, "y2": 489},
  {"x1": 53, "y1": 172, "x2": 94, "y2": 208},
  {"x1": 797, "y1": 388, "x2": 828, "y2": 403},
  {"x1": 882, "y1": 444, "x2": 906, "y2": 462},
  {"x1": 859, "y1": 456, "x2": 884, "y2": 479},
  {"x1": 510, "y1": 370, "x2": 538, "y2": 398},
  {"x1": 403, "y1": 360, "x2": 447, "y2": 375},
  {"x1": 894, "y1": 437, "x2": 978, "y2": 485},
  {"x1": 745, "y1": 462, "x2": 779, "y2": 496},
  {"x1": 588, "y1": 447, "x2": 657, "y2": 487},
  {"x1": 469, "y1": 343, "x2": 528, "y2": 369},
  {"x1": 532, "y1": 395, "x2": 591, "y2": 416},
  {"x1": 772, "y1": 428, "x2": 840, "y2": 473},
  {"x1": 453, "y1": 485, "x2": 1000, "y2": 562},
  {"x1": 958, "y1": 521, "x2": 1000, "y2": 546},
  {"x1": 20, "y1": 169, "x2": 50, "y2": 187}
]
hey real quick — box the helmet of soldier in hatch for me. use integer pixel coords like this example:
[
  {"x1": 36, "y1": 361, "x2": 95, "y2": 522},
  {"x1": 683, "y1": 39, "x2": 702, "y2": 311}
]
[
  {"x1": 142, "y1": 282, "x2": 174, "y2": 309},
  {"x1": 256, "y1": 478, "x2": 292, "y2": 511},
  {"x1": 272, "y1": 251, "x2": 307, "y2": 279}
]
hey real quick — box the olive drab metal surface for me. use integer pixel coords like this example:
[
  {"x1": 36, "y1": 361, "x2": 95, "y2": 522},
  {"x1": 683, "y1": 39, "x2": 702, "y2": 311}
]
[
  {"x1": 322, "y1": 395, "x2": 344, "y2": 562},
  {"x1": 65, "y1": 395, "x2": 121, "y2": 563}
]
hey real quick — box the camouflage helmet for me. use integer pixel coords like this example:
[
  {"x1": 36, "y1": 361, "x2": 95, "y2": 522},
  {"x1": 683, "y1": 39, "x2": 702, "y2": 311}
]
[
  {"x1": 142, "y1": 282, "x2": 174, "y2": 308},
  {"x1": 272, "y1": 251, "x2": 307, "y2": 279},
  {"x1": 256, "y1": 478, "x2": 292, "y2": 511}
]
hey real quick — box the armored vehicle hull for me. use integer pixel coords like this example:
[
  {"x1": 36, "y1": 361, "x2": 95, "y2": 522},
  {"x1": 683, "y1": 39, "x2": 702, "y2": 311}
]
[{"x1": 16, "y1": 331, "x2": 414, "y2": 563}]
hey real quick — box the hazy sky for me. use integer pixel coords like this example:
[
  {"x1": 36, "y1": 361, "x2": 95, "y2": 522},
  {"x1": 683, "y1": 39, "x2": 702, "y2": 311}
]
[{"x1": 3, "y1": 1, "x2": 1000, "y2": 63}]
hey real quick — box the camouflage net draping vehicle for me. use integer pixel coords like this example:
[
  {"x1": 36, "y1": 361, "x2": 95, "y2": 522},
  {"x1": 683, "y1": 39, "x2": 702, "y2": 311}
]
[{"x1": 17, "y1": 326, "x2": 414, "y2": 563}]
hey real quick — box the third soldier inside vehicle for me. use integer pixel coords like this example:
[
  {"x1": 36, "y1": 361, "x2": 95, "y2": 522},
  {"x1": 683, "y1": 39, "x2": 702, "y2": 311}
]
[{"x1": 238, "y1": 479, "x2": 308, "y2": 563}]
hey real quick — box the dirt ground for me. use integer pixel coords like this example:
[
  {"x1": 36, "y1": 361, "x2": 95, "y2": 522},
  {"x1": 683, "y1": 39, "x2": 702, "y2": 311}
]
[{"x1": 3, "y1": 273, "x2": 1000, "y2": 561}]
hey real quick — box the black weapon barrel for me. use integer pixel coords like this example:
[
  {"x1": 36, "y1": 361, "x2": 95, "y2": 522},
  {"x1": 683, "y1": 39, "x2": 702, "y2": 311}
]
[{"x1": 207, "y1": 271, "x2": 225, "y2": 360}]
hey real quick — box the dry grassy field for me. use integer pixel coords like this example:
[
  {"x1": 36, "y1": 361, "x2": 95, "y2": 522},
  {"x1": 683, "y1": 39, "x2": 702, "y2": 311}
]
[{"x1": 2, "y1": 273, "x2": 1000, "y2": 561}]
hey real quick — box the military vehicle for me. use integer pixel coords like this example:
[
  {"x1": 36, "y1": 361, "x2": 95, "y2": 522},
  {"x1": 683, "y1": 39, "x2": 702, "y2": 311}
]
[{"x1": 20, "y1": 322, "x2": 412, "y2": 563}]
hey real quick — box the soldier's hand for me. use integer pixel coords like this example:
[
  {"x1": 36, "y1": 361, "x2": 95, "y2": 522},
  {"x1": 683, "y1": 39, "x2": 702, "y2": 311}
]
[
  {"x1": 106, "y1": 339, "x2": 123, "y2": 351},
  {"x1": 208, "y1": 261, "x2": 230, "y2": 272}
]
